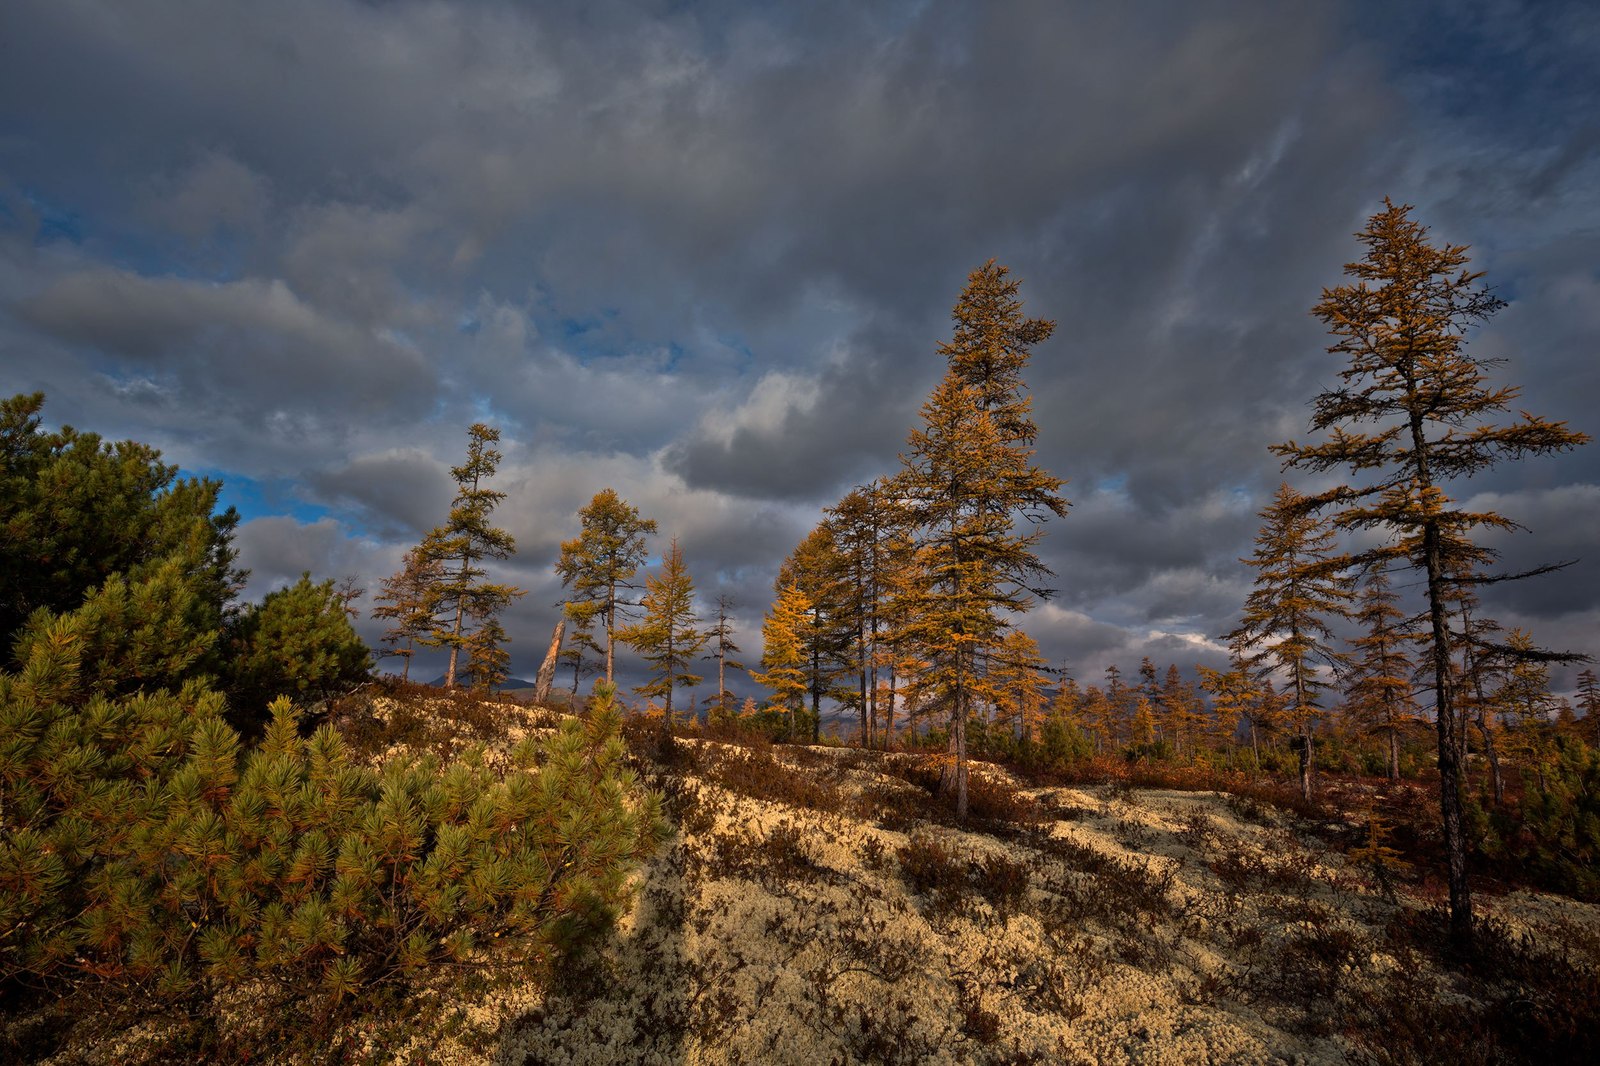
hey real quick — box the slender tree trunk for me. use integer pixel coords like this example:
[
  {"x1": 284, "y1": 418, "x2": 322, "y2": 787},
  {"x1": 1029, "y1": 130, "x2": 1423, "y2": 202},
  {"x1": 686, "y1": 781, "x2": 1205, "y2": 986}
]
[
  {"x1": 1411, "y1": 410, "x2": 1473, "y2": 951},
  {"x1": 955, "y1": 676, "x2": 969, "y2": 821},
  {"x1": 1299, "y1": 727, "x2": 1313, "y2": 801},
  {"x1": 885, "y1": 666, "x2": 897, "y2": 751},
  {"x1": 605, "y1": 583, "x2": 616, "y2": 683},
  {"x1": 446, "y1": 596, "x2": 465, "y2": 688},
  {"x1": 1291, "y1": 654, "x2": 1313, "y2": 801},
  {"x1": 1477, "y1": 710, "x2": 1504, "y2": 805},
  {"x1": 664, "y1": 633, "x2": 675, "y2": 720},
  {"x1": 1465, "y1": 649, "x2": 1504, "y2": 806},
  {"x1": 942, "y1": 642, "x2": 971, "y2": 820},
  {"x1": 810, "y1": 642, "x2": 821, "y2": 745},
  {"x1": 717, "y1": 642, "x2": 726, "y2": 714},
  {"x1": 1387, "y1": 725, "x2": 1400, "y2": 783}
]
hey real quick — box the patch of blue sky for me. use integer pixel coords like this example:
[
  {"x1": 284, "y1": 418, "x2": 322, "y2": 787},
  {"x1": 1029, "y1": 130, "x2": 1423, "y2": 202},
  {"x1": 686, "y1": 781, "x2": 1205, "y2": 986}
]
[
  {"x1": 559, "y1": 308, "x2": 620, "y2": 341},
  {"x1": 204, "y1": 469, "x2": 333, "y2": 527},
  {"x1": 21, "y1": 184, "x2": 257, "y2": 286},
  {"x1": 1093, "y1": 473, "x2": 1129, "y2": 496},
  {"x1": 17, "y1": 189, "x2": 85, "y2": 246}
]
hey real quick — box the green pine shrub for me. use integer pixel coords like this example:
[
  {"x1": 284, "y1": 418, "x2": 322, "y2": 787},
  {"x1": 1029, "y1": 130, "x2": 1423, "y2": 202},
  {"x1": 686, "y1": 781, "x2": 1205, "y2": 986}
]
[
  {"x1": 226, "y1": 572, "x2": 372, "y2": 731},
  {"x1": 1, "y1": 607, "x2": 666, "y2": 1013}
]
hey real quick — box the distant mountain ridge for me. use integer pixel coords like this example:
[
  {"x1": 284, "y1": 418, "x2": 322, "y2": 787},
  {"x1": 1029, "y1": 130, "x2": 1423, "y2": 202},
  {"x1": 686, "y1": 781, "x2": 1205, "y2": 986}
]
[{"x1": 424, "y1": 675, "x2": 537, "y2": 691}]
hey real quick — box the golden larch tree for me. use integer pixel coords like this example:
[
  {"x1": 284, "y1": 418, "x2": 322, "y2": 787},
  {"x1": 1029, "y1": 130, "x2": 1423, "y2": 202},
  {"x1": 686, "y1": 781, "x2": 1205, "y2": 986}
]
[{"x1": 1274, "y1": 199, "x2": 1589, "y2": 948}]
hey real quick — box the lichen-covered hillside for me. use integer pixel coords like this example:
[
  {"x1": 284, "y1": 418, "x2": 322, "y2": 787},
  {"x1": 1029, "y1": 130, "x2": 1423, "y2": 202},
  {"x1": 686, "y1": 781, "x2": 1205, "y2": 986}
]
[
  {"x1": 17, "y1": 693, "x2": 1597, "y2": 1064},
  {"x1": 499, "y1": 736, "x2": 1599, "y2": 1066}
]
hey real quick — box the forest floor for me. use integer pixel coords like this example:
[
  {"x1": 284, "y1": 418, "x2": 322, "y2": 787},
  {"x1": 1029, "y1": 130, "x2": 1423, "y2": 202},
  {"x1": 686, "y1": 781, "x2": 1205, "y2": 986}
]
[{"x1": 13, "y1": 692, "x2": 1600, "y2": 1064}]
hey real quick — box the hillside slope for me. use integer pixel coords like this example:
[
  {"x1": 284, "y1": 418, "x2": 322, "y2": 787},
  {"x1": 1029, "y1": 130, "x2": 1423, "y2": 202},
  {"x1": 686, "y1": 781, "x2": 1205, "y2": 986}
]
[{"x1": 20, "y1": 693, "x2": 1599, "y2": 1064}]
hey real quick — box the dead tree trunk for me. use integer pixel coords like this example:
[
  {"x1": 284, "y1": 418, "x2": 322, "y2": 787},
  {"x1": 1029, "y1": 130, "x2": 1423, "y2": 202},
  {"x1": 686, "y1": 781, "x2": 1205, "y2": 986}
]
[{"x1": 533, "y1": 619, "x2": 566, "y2": 706}]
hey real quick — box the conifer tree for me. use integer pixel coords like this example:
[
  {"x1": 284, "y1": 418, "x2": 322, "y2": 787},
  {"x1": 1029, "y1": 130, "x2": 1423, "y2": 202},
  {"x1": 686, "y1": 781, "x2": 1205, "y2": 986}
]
[
  {"x1": 1344, "y1": 568, "x2": 1417, "y2": 782},
  {"x1": 1435, "y1": 556, "x2": 1507, "y2": 775},
  {"x1": 420, "y1": 424, "x2": 525, "y2": 689},
  {"x1": 701, "y1": 593, "x2": 744, "y2": 723},
  {"x1": 1274, "y1": 199, "x2": 1590, "y2": 946},
  {"x1": 1, "y1": 391, "x2": 244, "y2": 659},
  {"x1": 1198, "y1": 657, "x2": 1262, "y2": 761},
  {"x1": 463, "y1": 610, "x2": 511, "y2": 692},
  {"x1": 776, "y1": 523, "x2": 852, "y2": 743},
  {"x1": 1043, "y1": 675, "x2": 1093, "y2": 759},
  {"x1": 1129, "y1": 696, "x2": 1158, "y2": 759},
  {"x1": 1101, "y1": 664, "x2": 1131, "y2": 749},
  {"x1": 555, "y1": 489, "x2": 657, "y2": 683},
  {"x1": 1229, "y1": 483, "x2": 1351, "y2": 800},
  {"x1": 372, "y1": 545, "x2": 445, "y2": 682},
  {"x1": 560, "y1": 599, "x2": 604, "y2": 702},
  {"x1": 1160, "y1": 665, "x2": 1205, "y2": 761},
  {"x1": 988, "y1": 630, "x2": 1051, "y2": 743},
  {"x1": 619, "y1": 539, "x2": 706, "y2": 722},
  {"x1": 752, "y1": 582, "x2": 812, "y2": 741},
  {"x1": 1577, "y1": 668, "x2": 1600, "y2": 749},
  {"x1": 1080, "y1": 685, "x2": 1117, "y2": 756},
  {"x1": 826, "y1": 483, "x2": 886, "y2": 746},
  {"x1": 1495, "y1": 629, "x2": 1557, "y2": 789},
  {"x1": 228, "y1": 573, "x2": 372, "y2": 721},
  {"x1": 892, "y1": 261, "x2": 1067, "y2": 818}
]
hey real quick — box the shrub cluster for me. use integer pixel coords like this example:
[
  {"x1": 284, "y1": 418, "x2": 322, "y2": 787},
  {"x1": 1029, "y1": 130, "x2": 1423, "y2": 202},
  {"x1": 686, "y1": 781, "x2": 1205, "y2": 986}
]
[{"x1": 0, "y1": 636, "x2": 665, "y2": 1015}]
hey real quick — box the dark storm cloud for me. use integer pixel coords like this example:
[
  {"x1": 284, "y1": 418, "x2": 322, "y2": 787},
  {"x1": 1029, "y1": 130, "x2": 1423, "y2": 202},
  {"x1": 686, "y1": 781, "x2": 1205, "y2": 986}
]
[
  {"x1": 304, "y1": 450, "x2": 457, "y2": 540},
  {"x1": 662, "y1": 343, "x2": 919, "y2": 501},
  {"x1": 2, "y1": 0, "x2": 1596, "y2": 686}
]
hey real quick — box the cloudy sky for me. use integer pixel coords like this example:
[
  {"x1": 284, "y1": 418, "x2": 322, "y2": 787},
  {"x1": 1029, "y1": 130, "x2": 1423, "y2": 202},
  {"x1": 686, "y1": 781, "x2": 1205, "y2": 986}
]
[{"x1": 3, "y1": 0, "x2": 1597, "y2": 701}]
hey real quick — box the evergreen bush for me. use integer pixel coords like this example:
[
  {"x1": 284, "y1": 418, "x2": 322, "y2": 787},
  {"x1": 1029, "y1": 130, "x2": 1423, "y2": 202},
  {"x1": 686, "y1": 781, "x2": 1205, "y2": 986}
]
[
  {"x1": 1, "y1": 602, "x2": 666, "y2": 1012},
  {"x1": 227, "y1": 572, "x2": 372, "y2": 729}
]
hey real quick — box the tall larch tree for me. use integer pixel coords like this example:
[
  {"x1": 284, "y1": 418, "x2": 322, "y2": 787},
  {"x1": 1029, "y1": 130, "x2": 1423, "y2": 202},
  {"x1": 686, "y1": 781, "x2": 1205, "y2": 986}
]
[
  {"x1": 893, "y1": 260, "x2": 1068, "y2": 818},
  {"x1": 559, "y1": 599, "x2": 604, "y2": 701},
  {"x1": 1434, "y1": 553, "x2": 1505, "y2": 772},
  {"x1": 1228, "y1": 483, "x2": 1352, "y2": 800},
  {"x1": 1274, "y1": 199, "x2": 1590, "y2": 948},
  {"x1": 620, "y1": 539, "x2": 706, "y2": 722},
  {"x1": 420, "y1": 424, "x2": 524, "y2": 689},
  {"x1": 555, "y1": 489, "x2": 658, "y2": 683},
  {"x1": 1494, "y1": 629, "x2": 1557, "y2": 790}
]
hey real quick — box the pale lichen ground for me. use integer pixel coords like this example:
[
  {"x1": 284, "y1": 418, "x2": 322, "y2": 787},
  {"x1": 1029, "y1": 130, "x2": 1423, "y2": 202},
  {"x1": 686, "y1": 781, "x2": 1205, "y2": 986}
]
[
  {"x1": 479, "y1": 744, "x2": 1597, "y2": 1066},
  {"x1": 32, "y1": 716, "x2": 1599, "y2": 1065}
]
